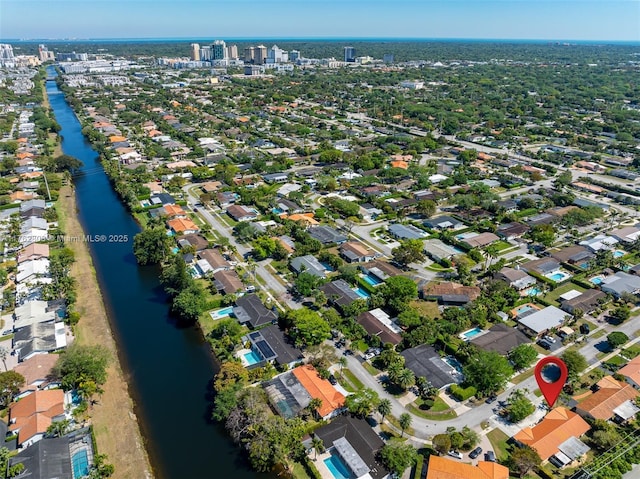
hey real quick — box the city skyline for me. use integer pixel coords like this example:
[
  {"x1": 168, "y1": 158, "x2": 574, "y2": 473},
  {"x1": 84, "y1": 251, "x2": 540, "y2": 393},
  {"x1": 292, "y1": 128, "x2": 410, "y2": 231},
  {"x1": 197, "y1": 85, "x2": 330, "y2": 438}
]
[{"x1": 1, "y1": 0, "x2": 639, "y2": 43}]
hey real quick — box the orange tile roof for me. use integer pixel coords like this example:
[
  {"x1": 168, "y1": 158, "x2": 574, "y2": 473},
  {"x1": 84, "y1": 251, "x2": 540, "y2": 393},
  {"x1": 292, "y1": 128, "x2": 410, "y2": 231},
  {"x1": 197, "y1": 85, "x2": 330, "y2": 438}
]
[
  {"x1": 284, "y1": 213, "x2": 319, "y2": 225},
  {"x1": 167, "y1": 218, "x2": 199, "y2": 233},
  {"x1": 10, "y1": 191, "x2": 35, "y2": 201},
  {"x1": 163, "y1": 204, "x2": 186, "y2": 217},
  {"x1": 426, "y1": 456, "x2": 509, "y2": 479},
  {"x1": 17, "y1": 138, "x2": 28, "y2": 143},
  {"x1": 619, "y1": 356, "x2": 640, "y2": 386},
  {"x1": 292, "y1": 365, "x2": 345, "y2": 418},
  {"x1": 390, "y1": 160, "x2": 409, "y2": 169},
  {"x1": 20, "y1": 171, "x2": 43, "y2": 179},
  {"x1": 13, "y1": 354, "x2": 58, "y2": 393},
  {"x1": 109, "y1": 135, "x2": 127, "y2": 143},
  {"x1": 16, "y1": 152, "x2": 34, "y2": 159},
  {"x1": 9, "y1": 389, "x2": 65, "y2": 445},
  {"x1": 513, "y1": 407, "x2": 591, "y2": 461},
  {"x1": 576, "y1": 376, "x2": 639, "y2": 420}
]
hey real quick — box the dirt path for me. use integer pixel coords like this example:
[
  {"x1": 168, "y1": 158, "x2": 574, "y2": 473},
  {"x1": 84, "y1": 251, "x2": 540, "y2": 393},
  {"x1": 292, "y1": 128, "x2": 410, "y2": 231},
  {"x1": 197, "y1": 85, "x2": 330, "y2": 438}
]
[{"x1": 58, "y1": 184, "x2": 153, "y2": 479}]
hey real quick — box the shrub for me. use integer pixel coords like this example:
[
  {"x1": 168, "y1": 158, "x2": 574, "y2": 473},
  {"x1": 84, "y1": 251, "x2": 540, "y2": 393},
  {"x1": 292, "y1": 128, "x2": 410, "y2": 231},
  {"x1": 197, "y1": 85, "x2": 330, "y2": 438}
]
[{"x1": 450, "y1": 384, "x2": 476, "y2": 401}]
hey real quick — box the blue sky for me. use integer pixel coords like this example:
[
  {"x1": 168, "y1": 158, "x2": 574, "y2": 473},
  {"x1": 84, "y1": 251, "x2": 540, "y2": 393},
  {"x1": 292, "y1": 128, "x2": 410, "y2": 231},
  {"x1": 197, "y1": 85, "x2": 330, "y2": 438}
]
[{"x1": 1, "y1": 0, "x2": 639, "y2": 42}]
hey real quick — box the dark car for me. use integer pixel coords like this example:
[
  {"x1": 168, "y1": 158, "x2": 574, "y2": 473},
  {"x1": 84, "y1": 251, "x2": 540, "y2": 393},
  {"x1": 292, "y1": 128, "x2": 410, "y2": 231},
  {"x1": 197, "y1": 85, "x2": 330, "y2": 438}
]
[
  {"x1": 485, "y1": 395, "x2": 497, "y2": 404},
  {"x1": 469, "y1": 447, "x2": 483, "y2": 459},
  {"x1": 343, "y1": 349, "x2": 353, "y2": 356},
  {"x1": 580, "y1": 324, "x2": 590, "y2": 335},
  {"x1": 328, "y1": 375, "x2": 337, "y2": 385},
  {"x1": 537, "y1": 339, "x2": 552, "y2": 350},
  {"x1": 485, "y1": 451, "x2": 496, "y2": 462}
]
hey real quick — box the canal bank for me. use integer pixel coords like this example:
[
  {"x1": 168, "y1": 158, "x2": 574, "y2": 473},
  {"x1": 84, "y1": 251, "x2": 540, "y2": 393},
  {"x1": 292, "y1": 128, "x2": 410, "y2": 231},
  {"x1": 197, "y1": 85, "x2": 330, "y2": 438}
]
[{"x1": 46, "y1": 69, "x2": 275, "y2": 479}]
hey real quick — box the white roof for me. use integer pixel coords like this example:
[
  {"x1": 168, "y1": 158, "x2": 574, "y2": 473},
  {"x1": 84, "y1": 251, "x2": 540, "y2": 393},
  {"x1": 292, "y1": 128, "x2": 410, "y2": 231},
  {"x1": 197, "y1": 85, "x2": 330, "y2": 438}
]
[
  {"x1": 559, "y1": 290, "x2": 583, "y2": 301},
  {"x1": 518, "y1": 306, "x2": 567, "y2": 334}
]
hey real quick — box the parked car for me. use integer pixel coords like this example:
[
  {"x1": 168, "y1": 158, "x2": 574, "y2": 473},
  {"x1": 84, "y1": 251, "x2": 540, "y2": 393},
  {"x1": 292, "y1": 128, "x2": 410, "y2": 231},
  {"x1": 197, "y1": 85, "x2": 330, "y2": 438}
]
[
  {"x1": 485, "y1": 395, "x2": 497, "y2": 404},
  {"x1": 485, "y1": 451, "x2": 496, "y2": 462},
  {"x1": 538, "y1": 339, "x2": 552, "y2": 350},
  {"x1": 447, "y1": 451, "x2": 463, "y2": 460},
  {"x1": 580, "y1": 324, "x2": 590, "y2": 335},
  {"x1": 363, "y1": 352, "x2": 375, "y2": 360},
  {"x1": 469, "y1": 447, "x2": 483, "y2": 459},
  {"x1": 1, "y1": 330, "x2": 11, "y2": 336},
  {"x1": 328, "y1": 375, "x2": 337, "y2": 385},
  {"x1": 543, "y1": 335, "x2": 557, "y2": 344}
]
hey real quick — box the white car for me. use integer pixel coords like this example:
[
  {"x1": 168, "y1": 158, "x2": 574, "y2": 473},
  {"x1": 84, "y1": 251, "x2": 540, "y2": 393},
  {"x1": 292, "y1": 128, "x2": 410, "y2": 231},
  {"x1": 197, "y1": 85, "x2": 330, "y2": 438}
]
[
  {"x1": 363, "y1": 352, "x2": 375, "y2": 360},
  {"x1": 447, "y1": 451, "x2": 463, "y2": 460}
]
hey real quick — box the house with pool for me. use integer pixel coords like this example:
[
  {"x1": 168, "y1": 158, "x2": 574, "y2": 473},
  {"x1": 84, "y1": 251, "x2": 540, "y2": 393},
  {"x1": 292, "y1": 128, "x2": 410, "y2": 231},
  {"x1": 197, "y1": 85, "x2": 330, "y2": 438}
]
[
  {"x1": 520, "y1": 258, "x2": 572, "y2": 283},
  {"x1": 599, "y1": 272, "x2": 640, "y2": 299},
  {"x1": 494, "y1": 267, "x2": 536, "y2": 291},
  {"x1": 237, "y1": 324, "x2": 303, "y2": 369},
  {"x1": 312, "y1": 416, "x2": 390, "y2": 479},
  {"x1": 517, "y1": 306, "x2": 568, "y2": 338},
  {"x1": 401, "y1": 344, "x2": 463, "y2": 390},
  {"x1": 421, "y1": 281, "x2": 481, "y2": 306}
]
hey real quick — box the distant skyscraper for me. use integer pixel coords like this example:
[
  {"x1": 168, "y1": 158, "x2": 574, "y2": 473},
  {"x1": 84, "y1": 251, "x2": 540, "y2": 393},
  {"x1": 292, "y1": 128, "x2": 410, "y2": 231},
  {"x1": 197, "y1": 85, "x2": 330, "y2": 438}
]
[
  {"x1": 38, "y1": 44, "x2": 55, "y2": 62},
  {"x1": 244, "y1": 47, "x2": 255, "y2": 63},
  {"x1": 268, "y1": 45, "x2": 287, "y2": 63},
  {"x1": 254, "y1": 45, "x2": 267, "y2": 64},
  {"x1": 200, "y1": 45, "x2": 212, "y2": 61},
  {"x1": 227, "y1": 44, "x2": 238, "y2": 60},
  {"x1": 383, "y1": 53, "x2": 394, "y2": 63},
  {"x1": 0, "y1": 44, "x2": 15, "y2": 62},
  {"x1": 212, "y1": 40, "x2": 227, "y2": 60},
  {"x1": 344, "y1": 46, "x2": 356, "y2": 62},
  {"x1": 289, "y1": 50, "x2": 300, "y2": 62},
  {"x1": 190, "y1": 43, "x2": 200, "y2": 61}
]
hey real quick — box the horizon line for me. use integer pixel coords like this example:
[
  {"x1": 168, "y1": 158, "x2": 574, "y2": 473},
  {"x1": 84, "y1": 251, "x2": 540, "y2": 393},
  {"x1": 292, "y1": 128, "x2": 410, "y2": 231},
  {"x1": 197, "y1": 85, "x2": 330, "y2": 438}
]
[{"x1": 2, "y1": 36, "x2": 639, "y2": 45}]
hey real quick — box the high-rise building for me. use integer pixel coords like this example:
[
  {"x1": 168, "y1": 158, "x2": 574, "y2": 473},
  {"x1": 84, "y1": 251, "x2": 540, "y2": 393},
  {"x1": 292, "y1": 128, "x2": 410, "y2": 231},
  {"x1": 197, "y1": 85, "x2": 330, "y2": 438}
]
[
  {"x1": 38, "y1": 44, "x2": 55, "y2": 62},
  {"x1": 268, "y1": 45, "x2": 289, "y2": 63},
  {"x1": 344, "y1": 46, "x2": 356, "y2": 62},
  {"x1": 289, "y1": 50, "x2": 300, "y2": 62},
  {"x1": 254, "y1": 45, "x2": 267, "y2": 64},
  {"x1": 190, "y1": 43, "x2": 200, "y2": 61},
  {"x1": 244, "y1": 47, "x2": 255, "y2": 63},
  {"x1": 200, "y1": 45, "x2": 212, "y2": 61},
  {"x1": 212, "y1": 40, "x2": 227, "y2": 60},
  {"x1": 227, "y1": 44, "x2": 238, "y2": 60},
  {"x1": 383, "y1": 53, "x2": 394, "y2": 64},
  {"x1": 0, "y1": 44, "x2": 15, "y2": 66}
]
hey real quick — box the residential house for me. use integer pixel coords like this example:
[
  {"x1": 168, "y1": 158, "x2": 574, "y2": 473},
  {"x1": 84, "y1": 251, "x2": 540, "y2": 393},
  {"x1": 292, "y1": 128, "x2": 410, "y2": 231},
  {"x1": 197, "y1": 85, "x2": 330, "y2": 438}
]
[
  {"x1": 14, "y1": 300, "x2": 56, "y2": 330},
  {"x1": 388, "y1": 223, "x2": 427, "y2": 240},
  {"x1": 198, "y1": 249, "x2": 230, "y2": 274},
  {"x1": 513, "y1": 407, "x2": 591, "y2": 463},
  {"x1": 551, "y1": 246, "x2": 594, "y2": 267},
  {"x1": 424, "y1": 239, "x2": 459, "y2": 262},
  {"x1": 8, "y1": 389, "x2": 66, "y2": 447},
  {"x1": 425, "y1": 456, "x2": 509, "y2": 479},
  {"x1": 517, "y1": 306, "x2": 568, "y2": 338},
  {"x1": 290, "y1": 255, "x2": 327, "y2": 278},
  {"x1": 216, "y1": 191, "x2": 238, "y2": 207},
  {"x1": 600, "y1": 272, "x2": 640, "y2": 299},
  {"x1": 177, "y1": 234, "x2": 209, "y2": 252},
  {"x1": 580, "y1": 235, "x2": 618, "y2": 253},
  {"x1": 167, "y1": 217, "x2": 199, "y2": 235},
  {"x1": 520, "y1": 258, "x2": 562, "y2": 277},
  {"x1": 226, "y1": 205, "x2": 258, "y2": 222},
  {"x1": 575, "y1": 376, "x2": 640, "y2": 422},
  {"x1": 422, "y1": 281, "x2": 481, "y2": 305},
  {"x1": 496, "y1": 222, "x2": 530, "y2": 240},
  {"x1": 401, "y1": 344, "x2": 463, "y2": 390},
  {"x1": 308, "y1": 226, "x2": 348, "y2": 245},
  {"x1": 264, "y1": 365, "x2": 345, "y2": 420},
  {"x1": 245, "y1": 324, "x2": 303, "y2": 368},
  {"x1": 262, "y1": 172, "x2": 289, "y2": 183},
  {"x1": 360, "y1": 261, "x2": 403, "y2": 281},
  {"x1": 17, "y1": 243, "x2": 49, "y2": 264},
  {"x1": 233, "y1": 294, "x2": 277, "y2": 329},
  {"x1": 460, "y1": 232, "x2": 499, "y2": 249},
  {"x1": 610, "y1": 226, "x2": 640, "y2": 244},
  {"x1": 424, "y1": 215, "x2": 464, "y2": 230},
  {"x1": 313, "y1": 416, "x2": 390, "y2": 479},
  {"x1": 470, "y1": 323, "x2": 530, "y2": 355},
  {"x1": 320, "y1": 280, "x2": 361, "y2": 311},
  {"x1": 276, "y1": 198, "x2": 303, "y2": 214},
  {"x1": 340, "y1": 241, "x2": 378, "y2": 263},
  {"x1": 150, "y1": 193, "x2": 176, "y2": 206},
  {"x1": 275, "y1": 235, "x2": 295, "y2": 255},
  {"x1": 494, "y1": 267, "x2": 536, "y2": 291},
  {"x1": 526, "y1": 212, "x2": 556, "y2": 226},
  {"x1": 213, "y1": 270, "x2": 244, "y2": 295},
  {"x1": 560, "y1": 289, "x2": 606, "y2": 315},
  {"x1": 620, "y1": 356, "x2": 640, "y2": 390},
  {"x1": 356, "y1": 309, "x2": 402, "y2": 346},
  {"x1": 16, "y1": 259, "x2": 50, "y2": 284},
  {"x1": 14, "y1": 322, "x2": 67, "y2": 362},
  {"x1": 13, "y1": 354, "x2": 59, "y2": 399},
  {"x1": 163, "y1": 204, "x2": 187, "y2": 218}
]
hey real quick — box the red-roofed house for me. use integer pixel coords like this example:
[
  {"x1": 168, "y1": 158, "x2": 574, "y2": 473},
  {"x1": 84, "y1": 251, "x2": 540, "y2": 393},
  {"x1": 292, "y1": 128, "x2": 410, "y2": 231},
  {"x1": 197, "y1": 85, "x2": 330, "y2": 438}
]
[{"x1": 9, "y1": 389, "x2": 66, "y2": 447}]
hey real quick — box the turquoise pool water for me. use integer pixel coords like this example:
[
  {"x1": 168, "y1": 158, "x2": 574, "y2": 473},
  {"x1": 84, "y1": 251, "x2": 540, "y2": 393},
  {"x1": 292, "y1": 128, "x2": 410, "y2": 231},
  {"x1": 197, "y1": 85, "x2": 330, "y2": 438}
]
[
  {"x1": 590, "y1": 276, "x2": 603, "y2": 285},
  {"x1": 353, "y1": 287, "x2": 370, "y2": 299},
  {"x1": 244, "y1": 350, "x2": 263, "y2": 366},
  {"x1": 72, "y1": 449, "x2": 90, "y2": 478},
  {"x1": 525, "y1": 287, "x2": 542, "y2": 296},
  {"x1": 324, "y1": 453, "x2": 352, "y2": 479},
  {"x1": 548, "y1": 272, "x2": 567, "y2": 282},
  {"x1": 363, "y1": 274, "x2": 383, "y2": 286},
  {"x1": 172, "y1": 247, "x2": 179, "y2": 254},
  {"x1": 516, "y1": 305, "x2": 534, "y2": 315},
  {"x1": 461, "y1": 327, "x2": 483, "y2": 340},
  {"x1": 210, "y1": 306, "x2": 234, "y2": 320},
  {"x1": 613, "y1": 250, "x2": 625, "y2": 258}
]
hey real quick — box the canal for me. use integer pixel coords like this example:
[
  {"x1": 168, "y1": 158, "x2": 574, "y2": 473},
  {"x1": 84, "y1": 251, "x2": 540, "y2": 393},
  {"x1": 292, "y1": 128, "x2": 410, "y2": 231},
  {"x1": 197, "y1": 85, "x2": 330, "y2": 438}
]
[{"x1": 45, "y1": 67, "x2": 271, "y2": 479}]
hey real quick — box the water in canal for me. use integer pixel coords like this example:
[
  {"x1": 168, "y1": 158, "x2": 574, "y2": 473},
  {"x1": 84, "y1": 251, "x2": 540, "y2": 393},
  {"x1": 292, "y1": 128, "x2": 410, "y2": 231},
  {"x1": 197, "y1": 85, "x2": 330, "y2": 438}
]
[{"x1": 45, "y1": 67, "x2": 271, "y2": 479}]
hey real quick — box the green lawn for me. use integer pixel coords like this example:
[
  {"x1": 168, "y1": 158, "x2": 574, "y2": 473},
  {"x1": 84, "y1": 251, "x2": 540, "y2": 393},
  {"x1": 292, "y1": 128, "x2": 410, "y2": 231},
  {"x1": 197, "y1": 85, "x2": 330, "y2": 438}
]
[
  {"x1": 409, "y1": 300, "x2": 441, "y2": 318},
  {"x1": 361, "y1": 361, "x2": 381, "y2": 376},
  {"x1": 486, "y1": 428, "x2": 510, "y2": 461},
  {"x1": 491, "y1": 240, "x2": 513, "y2": 252},
  {"x1": 341, "y1": 368, "x2": 364, "y2": 390},
  {"x1": 544, "y1": 282, "x2": 587, "y2": 306},
  {"x1": 512, "y1": 368, "x2": 535, "y2": 384},
  {"x1": 623, "y1": 344, "x2": 640, "y2": 359},
  {"x1": 407, "y1": 401, "x2": 457, "y2": 421},
  {"x1": 604, "y1": 355, "x2": 626, "y2": 367}
]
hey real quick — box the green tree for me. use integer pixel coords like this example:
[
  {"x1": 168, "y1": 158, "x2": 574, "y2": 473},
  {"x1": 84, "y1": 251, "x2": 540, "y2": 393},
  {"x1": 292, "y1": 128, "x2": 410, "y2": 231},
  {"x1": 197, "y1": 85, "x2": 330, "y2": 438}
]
[
  {"x1": 529, "y1": 224, "x2": 556, "y2": 247},
  {"x1": 561, "y1": 350, "x2": 587, "y2": 383},
  {"x1": 288, "y1": 309, "x2": 331, "y2": 346},
  {"x1": 53, "y1": 344, "x2": 109, "y2": 391},
  {"x1": 391, "y1": 239, "x2": 425, "y2": 267},
  {"x1": 49, "y1": 154, "x2": 84, "y2": 172},
  {"x1": 509, "y1": 344, "x2": 538, "y2": 371},
  {"x1": 212, "y1": 386, "x2": 239, "y2": 422},
  {"x1": 505, "y1": 389, "x2": 535, "y2": 423},
  {"x1": 399, "y1": 412, "x2": 412, "y2": 437},
  {"x1": 510, "y1": 445, "x2": 541, "y2": 478},
  {"x1": 171, "y1": 284, "x2": 207, "y2": 323},
  {"x1": 377, "y1": 398, "x2": 392, "y2": 424},
  {"x1": 293, "y1": 272, "x2": 322, "y2": 297},
  {"x1": 344, "y1": 388, "x2": 379, "y2": 417},
  {"x1": 379, "y1": 442, "x2": 418, "y2": 477},
  {"x1": 377, "y1": 276, "x2": 418, "y2": 314},
  {"x1": 0, "y1": 371, "x2": 25, "y2": 407},
  {"x1": 133, "y1": 227, "x2": 171, "y2": 265},
  {"x1": 432, "y1": 434, "x2": 451, "y2": 455},
  {"x1": 611, "y1": 303, "x2": 631, "y2": 323},
  {"x1": 312, "y1": 437, "x2": 325, "y2": 460},
  {"x1": 214, "y1": 361, "x2": 249, "y2": 392},
  {"x1": 463, "y1": 350, "x2": 513, "y2": 397},
  {"x1": 0, "y1": 446, "x2": 24, "y2": 478},
  {"x1": 87, "y1": 453, "x2": 115, "y2": 478},
  {"x1": 46, "y1": 419, "x2": 70, "y2": 437},
  {"x1": 607, "y1": 331, "x2": 629, "y2": 349}
]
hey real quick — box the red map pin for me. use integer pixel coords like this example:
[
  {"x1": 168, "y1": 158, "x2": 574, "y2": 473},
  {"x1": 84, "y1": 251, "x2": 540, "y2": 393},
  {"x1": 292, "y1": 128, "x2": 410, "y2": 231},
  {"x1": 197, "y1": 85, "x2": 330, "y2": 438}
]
[{"x1": 534, "y1": 356, "x2": 568, "y2": 408}]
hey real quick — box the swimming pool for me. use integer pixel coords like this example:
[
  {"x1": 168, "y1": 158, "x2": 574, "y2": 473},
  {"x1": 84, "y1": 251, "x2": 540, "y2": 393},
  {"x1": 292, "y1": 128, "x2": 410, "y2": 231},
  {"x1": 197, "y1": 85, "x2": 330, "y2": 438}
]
[
  {"x1": 324, "y1": 453, "x2": 352, "y2": 479},
  {"x1": 460, "y1": 327, "x2": 483, "y2": 340},
  {"x1": 72, "y1": 449, "x2": 90, "y2": 478},
  {"x1": 362, "y1": 274, "x2": 383, "y2": 286},
  {"x1": 613, "y1": 250, "x2": 626, "y2": 259},
  {"x1": 523, "y1": 287, "x2": 542, "y2": 296},
  {"x1": 244, "y1": 350, "x2": 263, "y2": 366},
  {"x1": 353, "y1": 287, "x2": 370, "y2": 299},
  {"x1": 210, "y1": 306, "x2": 234, "y2": 320},
  {"x1": 590, "y1": 276, "x2": 604, "y2": 285},
  {"x1": 545, "y1": 271, "x2": 571, "y2": 282},
  {"x1": 172, "y1": 247, "x2": 179, "y2": 254},
  {"x1": 516, "y1": 304, "x2": 534, "y2": 315}
]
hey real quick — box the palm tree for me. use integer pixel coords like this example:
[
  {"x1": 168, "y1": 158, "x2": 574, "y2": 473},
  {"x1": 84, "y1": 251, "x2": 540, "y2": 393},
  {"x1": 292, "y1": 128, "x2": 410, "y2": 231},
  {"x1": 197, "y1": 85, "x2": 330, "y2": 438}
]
[
  {"x1": 397, "y1": 368, "x2": 415, "y2": 391},
  {"x1": 399, "y1": 412, "x2": 412, "y2": 438},
  {"x1": 311, "y1": 437, "x2": 325, "y2": 460},
  {"x1": 46, "y1": 419, "x2": 70, "y2": 438},
  {"x1": 377, "y1": 399, "x2": 391, "y2": 424},
  {"x1": 0, "y1": 347, "x2": 7, "y2": 371},
  {"x1": 308, "y1": 398, "x2": 323, "y2": 419},
  {"x1": 339, "y1": 356, "x2": 347, "y2": 374}
]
